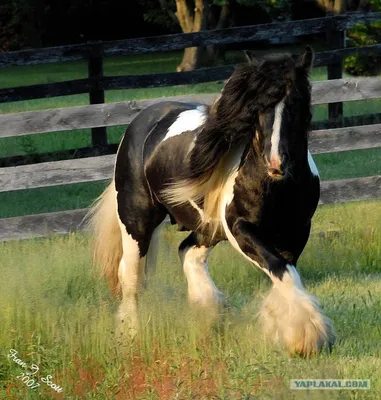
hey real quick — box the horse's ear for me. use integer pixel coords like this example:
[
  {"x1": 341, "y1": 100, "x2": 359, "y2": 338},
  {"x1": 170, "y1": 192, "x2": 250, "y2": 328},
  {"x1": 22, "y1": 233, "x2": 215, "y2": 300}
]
[
  {"x1": 297, "y1": 46, "x2": 314, "y2": 71},
  {"x1": 244, "y1": 50, "x2": 260, "y2": 66}
]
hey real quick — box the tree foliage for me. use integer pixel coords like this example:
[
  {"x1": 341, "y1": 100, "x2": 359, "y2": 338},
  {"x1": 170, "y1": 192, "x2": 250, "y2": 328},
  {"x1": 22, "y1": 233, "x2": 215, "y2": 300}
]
[
  {"x1": 344, "y1": 0, "x2": 381, "y2": 75},
  {"x1": 138, "y1": 0, "x2": 290, "y2": 31},
  {"x1": 0, "y1": 0, "x2": 171, "y2": 51}
]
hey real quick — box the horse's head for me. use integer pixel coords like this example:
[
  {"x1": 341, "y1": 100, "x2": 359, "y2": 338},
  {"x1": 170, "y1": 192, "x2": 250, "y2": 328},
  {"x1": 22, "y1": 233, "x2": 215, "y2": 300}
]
[
  {"x1": 248, "y1": 47, "x2": 313, "y2": 179},
  {"x1": 215, "y1": 47, "x2": 313, "y2": 180}
]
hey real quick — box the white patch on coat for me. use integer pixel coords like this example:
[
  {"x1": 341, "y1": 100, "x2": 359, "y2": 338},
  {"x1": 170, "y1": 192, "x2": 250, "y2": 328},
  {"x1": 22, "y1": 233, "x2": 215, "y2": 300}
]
[
  {"x1": 259, "y1": 264, "x2": 335, "y2": 356},
  {"x1": 308, "y1": 151, "x2": 319, "y2": 177},
  {"x1": 269, "y1": 99, "x2": 286, "y2": 164},
  {"x1": 182, "y1": 245, "x2": 224, "y2": 307},
  {"x1": 162, "y1": 106, "x2": 207, "y2": 142}
]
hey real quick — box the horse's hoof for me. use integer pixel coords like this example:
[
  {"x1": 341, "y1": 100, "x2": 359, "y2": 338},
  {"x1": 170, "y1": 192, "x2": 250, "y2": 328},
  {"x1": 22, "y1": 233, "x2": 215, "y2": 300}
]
[
  {"x1": 259, "y1": 284, "x2": 336, "y2": 357},
  {"x1": 285, "y1": 316, "x2": 336, "y2": 357}
]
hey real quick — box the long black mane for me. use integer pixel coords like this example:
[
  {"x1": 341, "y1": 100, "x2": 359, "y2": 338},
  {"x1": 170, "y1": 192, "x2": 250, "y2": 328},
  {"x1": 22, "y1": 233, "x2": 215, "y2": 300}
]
[{"x1": 188, "y1": 53, "x2": 312, "y2": 181}]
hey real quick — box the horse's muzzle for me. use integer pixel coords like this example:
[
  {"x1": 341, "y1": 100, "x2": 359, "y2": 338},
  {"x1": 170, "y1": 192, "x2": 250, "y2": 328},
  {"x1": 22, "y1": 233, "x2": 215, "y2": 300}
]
[
  {"x1": 265, "y1": 154, "x2": 288, "y2": 179},
  {"x1": 268, "y1": 167, "x2": 285, "y2": 179}
]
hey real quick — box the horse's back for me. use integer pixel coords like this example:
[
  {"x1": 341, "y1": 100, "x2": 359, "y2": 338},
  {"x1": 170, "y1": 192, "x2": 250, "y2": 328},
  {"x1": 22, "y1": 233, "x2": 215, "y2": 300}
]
[
  {"x1": 115, "y1": 101, "x2": 203, "y2": 187},
  {"x1": 139, "y1": 101, "x2": 207, "y2": 189},
  {"x1": 115, "y1": 101, "x2": 208, "y2": 231}
]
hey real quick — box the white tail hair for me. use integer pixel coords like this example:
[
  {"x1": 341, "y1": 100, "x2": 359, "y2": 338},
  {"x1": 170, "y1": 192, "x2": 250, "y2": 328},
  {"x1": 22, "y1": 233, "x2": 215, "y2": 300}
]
[{"x1": 87, "y1": 180, "x2": 122, "y2": 296}]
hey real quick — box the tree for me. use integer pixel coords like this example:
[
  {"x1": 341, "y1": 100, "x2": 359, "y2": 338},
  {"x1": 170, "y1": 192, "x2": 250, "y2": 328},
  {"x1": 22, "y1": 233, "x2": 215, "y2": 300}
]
[
  {"x1": 317, "y1": 0, "x2": 346, "y2": 12},
  {"x1": 155, "y1": 0, "x2": 233, "y2": 71},
  {"x1": 173, "y1": 0, "x2": 205, "y2": 71},
  {"x1": 0, "y1": 0, "x2": 45, "y2": 50},
  {"x1": 316, "y1": 0, "x2": 381, "y2": 75},
  {"x1": 345, "y1": 2, "x2": 381, "y2": 75},
  {"x1": 141, "y1": 0, "x2": 290, "y2": 71}
]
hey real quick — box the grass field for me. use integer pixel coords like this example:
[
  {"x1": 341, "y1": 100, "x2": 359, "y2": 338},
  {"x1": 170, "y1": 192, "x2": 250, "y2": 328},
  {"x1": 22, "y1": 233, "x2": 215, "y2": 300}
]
[{"x1": 1, "y1": 200, "x2": 381, "y2": 399}]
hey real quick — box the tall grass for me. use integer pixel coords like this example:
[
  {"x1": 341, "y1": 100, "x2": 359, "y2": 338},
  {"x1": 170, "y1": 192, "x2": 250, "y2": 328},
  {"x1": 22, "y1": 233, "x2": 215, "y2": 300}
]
[{"x1": 1, "y1": 201, "x2": 381, "y2": 399}]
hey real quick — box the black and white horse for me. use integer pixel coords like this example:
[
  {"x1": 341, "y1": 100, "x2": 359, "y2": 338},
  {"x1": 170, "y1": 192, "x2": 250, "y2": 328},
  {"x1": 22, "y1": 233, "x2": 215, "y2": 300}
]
[{"x1": 89, "y1": 47, "x2": 335, "y2": 357}]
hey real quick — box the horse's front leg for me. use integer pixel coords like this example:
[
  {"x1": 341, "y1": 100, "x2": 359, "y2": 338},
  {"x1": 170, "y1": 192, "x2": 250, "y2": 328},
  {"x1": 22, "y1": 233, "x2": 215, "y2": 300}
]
[
  {"x1": 179, "y1": 232, "x2": 225, "y2": 312},
  {"x1": 231, "y1": 220, "x2": 335, "y2": 357}
]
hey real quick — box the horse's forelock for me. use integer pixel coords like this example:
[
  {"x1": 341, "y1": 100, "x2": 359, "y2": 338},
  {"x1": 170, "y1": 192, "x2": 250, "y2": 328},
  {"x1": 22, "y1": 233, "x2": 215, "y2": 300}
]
[{"x1": 218, "y1": 56, "x2": 302, "y2": 119}]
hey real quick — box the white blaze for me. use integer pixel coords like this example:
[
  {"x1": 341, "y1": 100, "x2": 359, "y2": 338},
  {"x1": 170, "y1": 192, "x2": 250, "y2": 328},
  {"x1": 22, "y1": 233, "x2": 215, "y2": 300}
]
[
  {"x1": 270, "y1": 99, "x2": 286, "y2": 163},
  {"x1": 162, "y1": 106, "x2": 207, "y2": 142}
]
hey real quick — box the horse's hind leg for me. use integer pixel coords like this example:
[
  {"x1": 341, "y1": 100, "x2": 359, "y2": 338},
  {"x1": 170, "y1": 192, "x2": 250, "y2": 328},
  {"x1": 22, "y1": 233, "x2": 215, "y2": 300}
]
[
  {"x1": 116, "y1": 216, "x2": 145, "y2": 337},
  {"x1": 179, "y1": 232, "x2": 225, "y2": 311},
  {"x1": 116, "y1": 197, "x2": 166, "y2": 337}
]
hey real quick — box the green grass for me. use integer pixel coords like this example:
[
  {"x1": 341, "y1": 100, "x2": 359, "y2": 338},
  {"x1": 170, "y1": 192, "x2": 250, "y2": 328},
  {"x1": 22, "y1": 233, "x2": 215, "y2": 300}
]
[
  {"x1": 314, "y1": 148, "x2": 381, "y2": 180},
  {"x1": 1, "y1": 200, "x2": 381, "y2": 399},
  {"x1": 0, "y1": 126, "x2": 126, "y2": 158},
  {"x1": 0, "y1": 181, "x2": 107, "y2": 218}
]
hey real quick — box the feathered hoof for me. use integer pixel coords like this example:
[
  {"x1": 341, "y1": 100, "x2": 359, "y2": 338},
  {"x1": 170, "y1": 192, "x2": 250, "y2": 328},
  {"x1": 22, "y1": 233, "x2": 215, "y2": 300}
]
[
  {"x1": 259, "y1": 285, "x2": 336, "y2": 357},
  {"x1": 116, "y1": 299, "x2": 139, "y2": 341},
  {"x1": 189, "y1": 290, "x2": 227, "y2": 313},
  {"x1": 282, "y1": 313, "x2": 336, "y2": 357}
]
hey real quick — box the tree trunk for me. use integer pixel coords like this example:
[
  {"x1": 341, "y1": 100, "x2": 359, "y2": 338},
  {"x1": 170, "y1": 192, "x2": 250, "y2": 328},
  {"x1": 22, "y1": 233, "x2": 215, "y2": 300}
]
[
  {"x1": 333, "y1": 0, "x2": 346, "y2": 13},
  {"x1": 175, "y1": 0, "x2": 204, "y2": 72},
  {"x1": 160, "y1": 0, "x2": 232, "y2": 71},
  {"x1": 177, "y1": 47, "x2": 199, "y2": 71},
  {"x1": 202, "y1": 3, "x2": 231, "y2": 66},
  {"x1": 175, "y1": 1, "x2": 232, "y2": 71},
  {"x1": 317, "y1": 0, "x2": 346, "y2": 13}
]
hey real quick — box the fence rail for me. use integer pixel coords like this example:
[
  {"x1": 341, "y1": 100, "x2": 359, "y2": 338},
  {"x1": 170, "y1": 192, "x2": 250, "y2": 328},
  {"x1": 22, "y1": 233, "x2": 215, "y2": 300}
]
[
  {"x1": 1, "y1": 78, "x2": 381, "y2": 138},
  {"x1": 2, "y1": 49, "x2": 381, "y2": 105}
]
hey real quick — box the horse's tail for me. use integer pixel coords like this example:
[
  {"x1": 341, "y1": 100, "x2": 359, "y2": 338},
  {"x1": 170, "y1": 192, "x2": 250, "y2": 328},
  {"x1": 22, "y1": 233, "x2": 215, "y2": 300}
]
[{"x1": 87, "y1": 180, "x2": 122, "y2": 296}]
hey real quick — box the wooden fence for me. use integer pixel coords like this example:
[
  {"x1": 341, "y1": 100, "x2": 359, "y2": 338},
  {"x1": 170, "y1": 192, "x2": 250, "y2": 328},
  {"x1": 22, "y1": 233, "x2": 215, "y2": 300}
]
[
  {"x1": 1, "y1": 77, "x2": 381, "y2": 241},
  {"x1": 1, "y1": 13, "x2": 381, "y2": 241},
  {"x1": 1, "y1": 11, "x2": 381, "y2": 153}
]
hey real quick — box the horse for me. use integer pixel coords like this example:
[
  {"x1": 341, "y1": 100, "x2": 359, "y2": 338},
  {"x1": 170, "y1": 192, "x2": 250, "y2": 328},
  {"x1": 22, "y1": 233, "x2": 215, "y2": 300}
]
[{"x1": 89, "y1": 46, "x2": 335, "y2": 357}]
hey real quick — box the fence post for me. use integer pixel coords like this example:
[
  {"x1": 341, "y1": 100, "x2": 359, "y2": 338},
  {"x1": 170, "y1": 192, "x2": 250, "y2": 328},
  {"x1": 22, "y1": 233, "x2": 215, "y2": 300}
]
[
  {"x1": 88, "y1": 43, "x2": 107, "y2": 150},
  {"x1": 326, "y1": 14, "x2": 345, "y2": 127}
]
